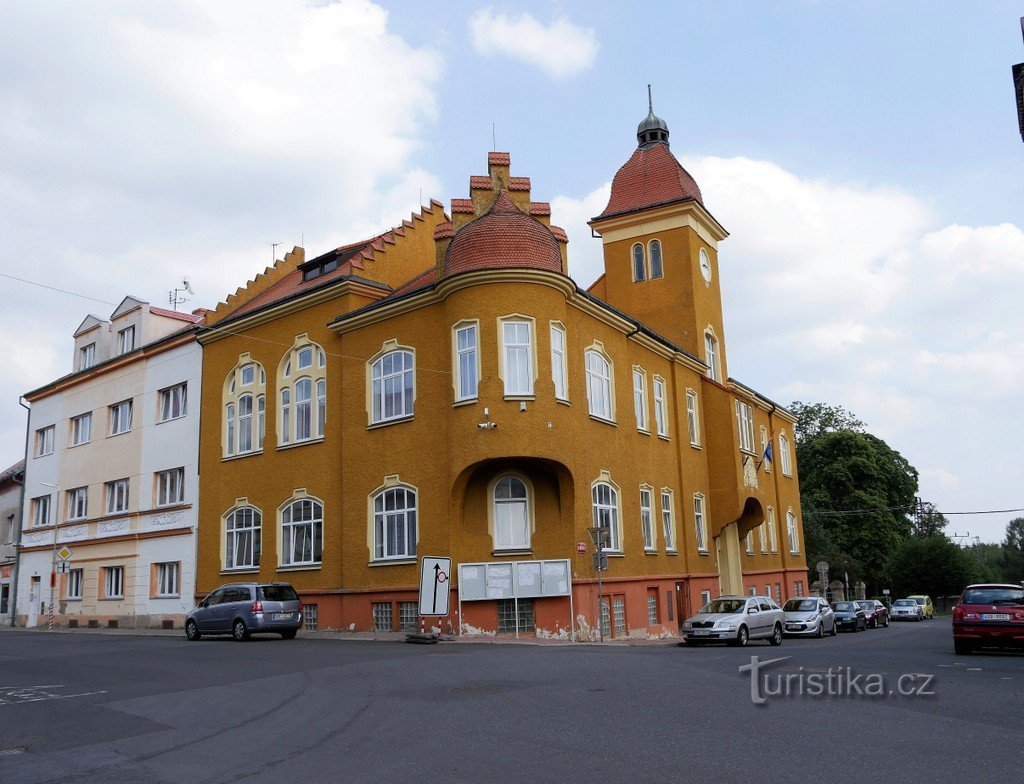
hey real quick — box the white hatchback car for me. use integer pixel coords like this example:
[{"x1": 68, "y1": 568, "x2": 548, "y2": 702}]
[
  {"x1": 783, "y1": 596, "x2": 837, "y2": 637},
  {"x1": 682, "y1": 595, "x2": 785, "y2": 646}
]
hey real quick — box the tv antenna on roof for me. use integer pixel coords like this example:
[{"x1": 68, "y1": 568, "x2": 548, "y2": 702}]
[
  {"x1": 169, "y1": 278, "x2": 194, "y2": 311},
  {"x1": 270, "y1": 241, "x2": 282, "y2": 264}
]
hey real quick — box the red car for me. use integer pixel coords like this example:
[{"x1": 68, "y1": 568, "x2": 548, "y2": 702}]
[
  {"x1": 856, "y1": 599, "x2": 889, "y2": 628},
  {"x1": 952, "y1": 583, "x2": 1024, "y2": 655}
]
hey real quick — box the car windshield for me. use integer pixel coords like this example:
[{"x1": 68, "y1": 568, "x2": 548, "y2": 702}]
[
  {"x1": 260, "y1": 585, "x2": 299, "y2": 602},
  {"x1": 834, "y1": 602, "x2": 855, "y2": 611},
  {"x1": 784, "y1": 599, "x2": 818, "y2": 612},
  {"x1": 857, "y1": 601, "x2": 874, "y2": 609},
  {"x1": 893, "y1": 600, "x2": 915, "y2": 607},
  {"x1": 913, "y1": 598, "x2": 926, "y2": 605},
  {"x1": 961, "y1": 587, "x2": 1024, "y2": 605},
  {"x1": 701, "y1": 599, "x2": 747, "y2": 614}
]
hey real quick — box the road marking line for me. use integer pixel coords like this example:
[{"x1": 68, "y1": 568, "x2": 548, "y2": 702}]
[{"x1": 967, "y1": 668, "x2": 982, "y2": 671}]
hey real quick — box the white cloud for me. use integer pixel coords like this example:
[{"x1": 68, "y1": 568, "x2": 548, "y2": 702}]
[
  {"x1": 551, "y1": 156, "x2": 1024, "y2": 541},
  {"x1": 468, "y1": 9, "x2": 598, "y2": 80}
]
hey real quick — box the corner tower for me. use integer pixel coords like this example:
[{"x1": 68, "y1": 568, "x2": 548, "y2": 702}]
[{"x1": 588, "y1": 91, "x2": 730, "y2": 382}]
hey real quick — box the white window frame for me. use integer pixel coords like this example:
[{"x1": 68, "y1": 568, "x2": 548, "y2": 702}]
[
  {"x1": 787, "y1": 509, "x2": 800, "y2": 554},
  {"x1": 79, "y1": 342, "x2": 96, "y2": 371},
  {"x1": 768, "y1": 506, "x2": 778, "y2": 553},
  {"x1": 745, "y1": 529, "x2": 754, "y2": 555},
  {"x1": 109, "y1": 399, "x2": 133, "y2": 436},
  {"x1": 370, "y1": 349, "x2": 415, "y2": 424},
  {"x1": 780, "y1": 432, "x2": 793, "y2": 476},
  {"x1": 105, "y1": 478, "x2": 129, "y2": 515},
  {"x1": 281, "y1": 498, "x2": 324, "y2": 567},
  {"x1": 67, "y1": 568, "x2": 83, "y2": 600},
  {"x1": 735, "y1": 401, "x2": 754, "y2": 453},
  {"x1": 653, "y1": 376, "x2": 668, "y2": 437},
  {"x1": 280, "y1": 338, "x2": 327, "y2": 444},
  {"x1": 704, "y1": 331, "x2": 721, "y2": 382},
  {"x1": 31, "y1": 495, "x2": 51, "y2": 527},
  {"x1": 67, "y1": 487, "x2": 88, "y2": 521},
  {"x1": 694, "y1": 493, "x2": 708, "y2": 553},
  {"x1": 117, "y1": 325, "x2": 135, "y2": 355},
  {"x1": 156, "y1": 468, "x2": 185, "y2": 507},
  {"x1": 70, "y1": 413, "x2": 92, "y2": 446},
  {"x1": 686, "y1": 389, "x2": 700, "y2": 446},
  {"x1": 550, "y1": 322, "x2": 568, "y2": 401},
  {"x1": 155, "y1": 562, "x2": 180, "y2": 597},
  {"x1": 661, "y1": 490, "x2": 676, "y2": 552},
  {"x1": 585, "y1": 347, "x2": 614, "y2": 422},
  {"x1": 640, "y1": 487, "x2": 655, "y2": 551},
  {"x1": 759, "y1": 521, "x2": 768, "y2": 553},
  {"x1": 225, "y1": 506, "x2": 261, "y2": 569},
  {"x1": 159, "y1": 383, "x2": 187, "y2": 422},
  {"x1": 35, "y1": 426, "x2": 54, "y2": 457},
  {"x1": 491, "y1": 473, "x2": 532, "y2": 551},
  {"x1": 760, "y1": 426, "x2": 771, "y2": 472},
  {"x1": 700, "y1": 589, "x2": 712, "y2": 607},
  {"x1": 591, "y1": 479, "x2": 621, "y2": 552},
  {"x1": 294, "y1": 377, "x2": 313, "y2": 441},
  {"x1": 372, "y1": 485, "x2": 418, "y2": 561},
  {"x1": 104, "y1": 566, "x2": 124, "y2": 599},
  {"x1": 500, "y1": 319, "x2": 534, "y2": 397},
  {"x1": 648, "y1": 239, "x2": 663, "y2": 279},
  {"x1": 454, "y1": 322, "x2": 479, "y2": 402},
  {"x1": 632, "y1": 368, "x2": 649, "y2": 432}
]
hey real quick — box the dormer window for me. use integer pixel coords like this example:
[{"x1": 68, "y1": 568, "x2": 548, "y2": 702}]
[
  {"x1": 301, "y1": 257, "x2": 340, "y2": 282},
  {"x1": 632, "y1": 244, "x2": 645, "y2": 282},
  {"x1": 117, "y1": 326, "x2": 135, "y2": 355},
  {"x1": 79, "y1": 343, "x2": 96, "y2": 371}
]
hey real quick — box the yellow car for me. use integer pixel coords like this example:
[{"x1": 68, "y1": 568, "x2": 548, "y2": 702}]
[{"x1": 907, "y1": 595, "x2": 934, "y2": 619}]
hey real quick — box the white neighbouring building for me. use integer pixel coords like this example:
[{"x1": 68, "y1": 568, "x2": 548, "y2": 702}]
[
  {"x1": 16, "y1": 296, "x2": 203, "y2": 628},
  {"x1": 1, "y1": 459, "x2": 25, "y2": 622}
]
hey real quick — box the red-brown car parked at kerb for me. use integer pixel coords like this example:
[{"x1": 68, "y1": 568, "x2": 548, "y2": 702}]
[{"x1": 952, "y1": 584, "x2": 1024, "y2": 655}]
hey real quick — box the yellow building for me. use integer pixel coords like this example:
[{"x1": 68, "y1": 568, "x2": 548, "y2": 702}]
[{"x1": 196, "y1": 108, "x2": 808, "y2": 638}]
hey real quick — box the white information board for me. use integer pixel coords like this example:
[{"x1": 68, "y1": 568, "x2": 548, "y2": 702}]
[{"x1": 459, "y1": 559, "x2": 571, "y2": 601}]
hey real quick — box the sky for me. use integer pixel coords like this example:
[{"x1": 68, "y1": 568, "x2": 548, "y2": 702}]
[{"x1": 1, "y1": 1, "x2": 1022, "y2": 543}]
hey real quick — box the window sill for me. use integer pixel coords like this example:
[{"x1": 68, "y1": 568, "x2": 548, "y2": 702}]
[
  {"x1": 68, "y1": 442, "x2": 89, "y2": 449},
  {"x1": 689, "y1": 441, "x2": 701, "y2": 449},
  {"x1": 221, "y1": 450, "x2": 264, "y2": 462},
  {"x1": 491, "y1": 549, "x2": 532, "y2": 558},
  {"x1": 367, "y1": 415, "x2": 414, "y2": 430},
  {"x1": 555, "y1": 397, "x2": 571, "y2": 406},
  {"x1": 604, "y1": 551, "x2": 625, "y2": 558},
  {"x1": 157, "y1": 415, "x2": 187, "y2": 425},
  {"x1": 502, "y1": 394, "x2": 535, "y2": 402},
  {"x1": 107, "y1": 431, "x2": 132, "y2": 439},
  {"x1": 453, "y1": 398, "x2": 478, "y2": 408},
  {"x1": 697, "y1": 549, "x2": 710, "y2": 556},
  {"x1": 220, "y1": 567, "x2": 260, "y2": 575},
  {"x1": 369, "y1": 558, "x2": 416, "y2": 567},
  {"x1": 666, "y1": 549, "x2": 679, "y2": 556},
  {"x1": 643, "y1": 548, "x2": 658, "y2": 555},
  {"x1": 782, "y1": 472, "x2": 793, "y2": 478},
  {"x1": 277, "y1": 563, "x2": 322, "y2": 572},
  {"x1": 277, "y1": 437, "x2": 324, "y2": 452},
  {"x1": 64, "y1": 598, "x2": 82, "y2": 602},
  {"x1": 152, "y1": 594, "x2": 181, "y2": 600},
  {"x1": 588, "y1": 414, "x2": 617, "y2": 427},
  {"x1": 657, "y1": 434, "x2": 671, "y2": 442},
  {"x1": 637, "y1": 428, "x2": 651, "y2": 436},
  {"x1": 100, "y1": 597, "x2": 124, "y2": 601}
]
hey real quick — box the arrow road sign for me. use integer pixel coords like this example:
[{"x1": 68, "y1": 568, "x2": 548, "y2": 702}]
[{"x1": 418, "y1": 556, "x2": 452, "y2": 617}]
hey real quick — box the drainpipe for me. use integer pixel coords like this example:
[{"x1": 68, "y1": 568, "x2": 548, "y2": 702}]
[{"x1": 8, "y1": 397, "x2": 30, "y2": 626}]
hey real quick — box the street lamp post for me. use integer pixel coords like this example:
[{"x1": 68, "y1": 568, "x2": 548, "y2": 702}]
[{"x1": 39, "y1": 481, "x2": 59, "y2": 631}]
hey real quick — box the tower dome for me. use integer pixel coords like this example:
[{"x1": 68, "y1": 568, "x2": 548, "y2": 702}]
[{"x1": 637, "y1": 85, "x2": 670, "y2": 150}]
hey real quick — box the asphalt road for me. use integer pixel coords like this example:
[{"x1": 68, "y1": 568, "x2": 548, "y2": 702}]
[{"x1": 0, "y1": 619, "x2": 1020, "y2": 784}]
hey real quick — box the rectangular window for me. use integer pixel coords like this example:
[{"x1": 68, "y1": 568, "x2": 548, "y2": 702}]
[
  {"x1": 632, "y1": 369, "x2": 648, "y2": 431},
  {"x1": 156, "y1": 468, "x2": 185, "y2": 506},
  {"x1": 455, "y1": 323, "x2": 478, "y2": 401},
  {"x1": 700, "y1": 589, "x2": 712, "y2": 607},
  {"x1": 704, "y1": 333, "x2": 720, "y2": 382},
  {"x1": 109, "y1": 399, "x2": 133, "y2": 435},
  {"x1": 105, "y1": 479, "x2": 129, "y2": 515},
  {"x1": 117, "y1": 326, "x2": 135, "y2": 355},
  {"x1": 745, "y1": 529, "x2": 754, "y2": 554},
  {"x1": 159, "y1": 383, "x2": 187, "y2": 422},
  {"x1": 647, "y1": 589, "x2": 659, "y2": 625},
  {"x1": 686, "y1": 390, "x2": 700, "y2": 446},
  {"x1": 67, "y1": 487, "x2": 88, "y2": 521},
  {"x1": 787, "y1": 511, "x2": 800, "y2": 554},
  {"x1": 759, "y1": 522, "x2": 767, "y2": 553},
  {"x1": 640, "y1": 488, "x2": 654, "y2": 550},
  {"x1": 67, "y1": 569, "x2": 83, "y2": 600},
  {"x1": 70, "y1": 413, "x2": 92, "y2": 446},
  {"x1": 104, "y1": 566, "x2": 124, "y2": 599},
  {"x1": 585, "y1": 350, "x2": 613, "y2": 421},
  {"x1": 661, "y1": 491, "x2": 676, "y2": 551},
  {"x1": 550, "y1": 323, "x2": 568, "y2": 401},
  {"x1": 399, "y1": 601, "x2": 419, "y2": 632},
  {"x1": 794, "y1": 581, "x2": 805, "y2": 598},
  {"x1": 502, "y1": 320, "x2": 533, "y2": 396},
  {"x1": 694, "y1": 494, "x2": 708, "y2": 553},
  {"x1": 613, "y1": 596, "x2": 626, "y2": 637},
  {"x1": 35, "y1": 426, "x2": 54, "y2": 457},
  {"x1": 768, "y1": 507, "x2": 778, "y2": 553},
  {"x1": 4, "y1": 514, "x2": 14, "y2": 544},
  {"x1": 373, "y1": 602, "x2": 393, "y2": 631},
  {"x1": 760, "y1": 426, "x2": 771, "y2": 472},
  {"x1": 31, "y1": 495, "x2": 51, "y2": 527},
  {"x1": 653, "y1": 377, "x2": 668, "y2": 437},
  {"x1": 780, "y1": 434, "x2": 793, "y2": 476},
  {"x1": 735, "y1": 401, "x2": 754, "y2": 452},
  {"x1": 497, "y1": 598, "x2": 535, "y2": 633},
  {"x1": 79, "y1": 342, "x2": 96, "y2": 370},
  {"x1": 600, "y1": 597, "x2": 611, "y2": 638},
  {"x1": 303, "y1": 603, "x2": 319, "y2": 631},
  {"x1": 155, "y1": 562, "x2": 179, "y2": 597}
]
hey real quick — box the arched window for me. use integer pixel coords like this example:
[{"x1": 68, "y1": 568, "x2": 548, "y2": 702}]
[
  {"x1": 223, "y1": 356, "x2": 266, "y2": 457},
  {"x1": 585, "y1": 347, "x2": 613, "y2": 421},
  {"x1": 592, "y1": 480, "x2": 621, "y2": 551},
  {"x1": 649, "y1": 240, "x2": 663, "y2": 278},
  {"x1": 281, "y1": 497, "x2": 323, "y2": 566},
  {"x1": 632, "y1": 243, "x2": 646, "y2": 282},
  {"x1": 372, "y1": 485, "x2": 417, "y2": 560},
  {"x1": 704, "y1": 331, "x2": 721, "y2": 382},
  {"x1": 371, "y1": 348, "x2": 414, "y2": 424},
  {"x1": 225, "y1": 506, "x2": 261, "y2": 569},
  {"x1": 492, "y1": 474, "x2": 531, "y2": 550},
  {"x1": 279, "y1": 336, "x2": 327, "y2": 445}
]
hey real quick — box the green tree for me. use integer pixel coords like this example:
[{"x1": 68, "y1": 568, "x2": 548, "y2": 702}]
[
  {"x1": 1002, "y1": 517, "x2": 1024, "y2": 584},
  {"x1": 789, "y1": 401, "x2": 865, "y2": 445},
  {"x1": 885, "y1": 536, "x2": 980, "y2": 600},
  {"x1": 796, "y1": 426, "x2": 918, "y2": 593},
  {"x1": 963, "y1": 541, "x2": 1006, "y2": 584},
  {"x1": 913, "y1": 501, "x2": 949, "y2": 539}
]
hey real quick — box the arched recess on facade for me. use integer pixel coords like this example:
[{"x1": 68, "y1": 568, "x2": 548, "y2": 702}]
[
  {"x1": 734, "y1": 496, "x2": 766, "y2": 540},
  {"x1": 450, "y1": 457, "x2": 575, "y2": 552}
]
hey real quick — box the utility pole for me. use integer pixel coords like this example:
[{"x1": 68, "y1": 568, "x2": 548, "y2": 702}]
[
  {"x1": 588, "y1": 526, "x2": 610, "y2": 642},
  {"x1": 39, "y1": 481, "x2": 60, "y2": 631}
]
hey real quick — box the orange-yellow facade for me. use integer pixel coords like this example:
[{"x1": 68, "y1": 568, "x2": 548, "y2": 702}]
[{"x1": 196, "y1": 137, "x2": 808, "y2": 639}]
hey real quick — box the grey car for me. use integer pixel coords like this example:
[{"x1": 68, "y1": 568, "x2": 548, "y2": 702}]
[
  {"x1": 783, "y1": 596, "x2": 836, "y2": 637},
  {"x1": 682, "y1": 595, "x2": 785, "y2": 646},
  {"x1": 186, "y1": 582, "x2": 303, "y2": 641}
]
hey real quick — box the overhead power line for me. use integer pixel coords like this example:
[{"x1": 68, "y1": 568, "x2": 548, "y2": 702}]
[{"x1": 0, "y1": 272, "x2": 117, "y2": 306}]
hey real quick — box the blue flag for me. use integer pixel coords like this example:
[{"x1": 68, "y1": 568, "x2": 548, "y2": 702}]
[{"x1": 763, "y1": 441, "x2": 773, "y2": 463}]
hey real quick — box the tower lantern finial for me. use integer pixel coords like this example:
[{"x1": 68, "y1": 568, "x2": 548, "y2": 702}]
[{"x1": 637, "y1": 84, "x2": 669, "y2": 150}]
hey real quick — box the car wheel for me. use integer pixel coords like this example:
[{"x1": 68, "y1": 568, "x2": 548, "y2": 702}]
[
  {"x1": 953, "y1": 639, "x2": 972, "y2": 656},
  {"x1": 769, "y1": 624, "x2": 783, "y2": 646},
  {"x1": 830, "y1": 621, "x2": 837, "y2": 636},
  {"x1": 280, "y1": 630, "x2": 297, "y2": 640},
  {"x1": 731, "y1": 625, "x2": 749, "y2": 647},
  {"x1": 816, "y1": 621, "x2": 824, "y2": 639},
  {"x1": 883, "y1": 616, "x2": 889, "y2": 628},
  {"x1": 185, "y1": 619, "x2": 201, "y2": 641},
  {"x1": 232, "y1": 619, "x2": 249, "y2": 641}
]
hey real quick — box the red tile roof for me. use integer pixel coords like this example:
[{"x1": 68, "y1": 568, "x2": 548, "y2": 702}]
[
  {"x1": 149, "y1": 306, "x2": 204, "y2": 323},
  {"x1": 508, "y1": 177, "x2": 531, "y2": 191},
  {"x1": 444, "y1": 191, "x2": 564, "y2": 278},
  {"x1": 595, "y1": 143, "x2": 703, "y2": 220},
  {"x1": 451, "y1": 198, "x2": 475, "y2": 213},
  {"x1": 388, "y1": 267, "x2": 438, "y2": 298},
  {"x1": 488, "y1": 152, "x2": 510, "y2": 166},
  {"x1": 469, "y1": 176, "x2": 493, "y2": 190},
  {"x1": 529, "y1": 202, "x2": 551, "y2": 216},
  {"x1": 550, "y1": 225, "x2": 568, "y2": 242},
  {"x1": 434, "y1": 222, "x2": 454, "y2": 239}
]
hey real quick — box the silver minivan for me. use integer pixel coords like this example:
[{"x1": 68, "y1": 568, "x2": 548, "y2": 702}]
[{"x1": 186, "y1": 582, "x2": 302, "y2": 641}]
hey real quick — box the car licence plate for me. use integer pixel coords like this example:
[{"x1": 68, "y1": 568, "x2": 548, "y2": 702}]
[
  {"x1": 272, "y1": 612, "x2": 292, "y2": 621},
  {"x1": 981, "y1": 613, "x2": 1011, "y2": 620},
  {"x1": 694, "y1": 629, "x2": 710, "y2": 636}
]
